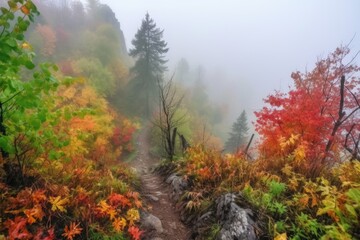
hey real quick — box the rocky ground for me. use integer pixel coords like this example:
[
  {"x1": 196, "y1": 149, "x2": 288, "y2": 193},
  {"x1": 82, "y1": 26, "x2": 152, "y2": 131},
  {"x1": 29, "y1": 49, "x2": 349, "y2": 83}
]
[{"x1": 130, "y1": 128, "x2": 191, "y2": 240}]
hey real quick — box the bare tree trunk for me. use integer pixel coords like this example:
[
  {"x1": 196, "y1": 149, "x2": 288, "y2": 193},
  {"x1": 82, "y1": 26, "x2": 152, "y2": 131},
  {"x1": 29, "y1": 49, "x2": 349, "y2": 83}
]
[
  {"x1": 179, "y1": 133, "x2": 190, "y2": 153},
  {"x1": 244, "y1": 133, "x2": 254, "y2": 159},
  {"x1": 0, "y1": 102, "x2": 9, "y2": 158},
  {"x1": 323, "y1": 75, "x2": 360, "y2": 164},
  {"x1": 155, "y1": 78, "x2": 186, "y2": 161},
  {"x1": 324, "y1": 76, "x2": 346, "y2": 158}
]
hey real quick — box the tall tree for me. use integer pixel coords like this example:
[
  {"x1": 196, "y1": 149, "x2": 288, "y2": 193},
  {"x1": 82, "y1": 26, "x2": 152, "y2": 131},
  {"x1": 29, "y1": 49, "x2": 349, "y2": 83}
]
[
  {"x1": 176, "y1": 58, "x2": 190, "y2": 82},
  {"x1": 128, "y1": 13, "x2": 169, "y2": 118},
  {"x1": 225, "y1": 110, "x2": 249, "y2": 153}
]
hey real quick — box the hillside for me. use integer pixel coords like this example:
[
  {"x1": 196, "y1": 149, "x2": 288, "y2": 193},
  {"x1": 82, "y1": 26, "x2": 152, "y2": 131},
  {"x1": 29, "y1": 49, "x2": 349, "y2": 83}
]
[{"x1": 1, "y1": 1, "x2": 360, "y2": 240}]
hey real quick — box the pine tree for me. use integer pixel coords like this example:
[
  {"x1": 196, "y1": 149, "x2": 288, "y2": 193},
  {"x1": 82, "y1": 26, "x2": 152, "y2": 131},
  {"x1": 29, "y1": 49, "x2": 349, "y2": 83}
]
[
  {"x1": 225, "y1": 110, "x2": 249, "y2": 153},
  {"x1": 128, "y1": 13, "x2": 169, "y2": 118}
]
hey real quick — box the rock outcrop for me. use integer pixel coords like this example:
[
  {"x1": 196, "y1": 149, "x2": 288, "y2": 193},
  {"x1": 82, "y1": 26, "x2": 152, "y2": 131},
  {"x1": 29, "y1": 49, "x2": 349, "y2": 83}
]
[
  {"x1": 165, "y1": 173, "x2": 188, "y2": 201},
  {"x1": 216, "y1": 193, "x2": 256, "y2": 240}
]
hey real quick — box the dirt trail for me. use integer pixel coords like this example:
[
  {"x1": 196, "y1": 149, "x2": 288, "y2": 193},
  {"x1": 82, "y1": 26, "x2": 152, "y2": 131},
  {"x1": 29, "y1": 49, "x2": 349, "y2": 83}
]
[{"x1": 130, "y1": 128, "x2": 191, "y2": 240}]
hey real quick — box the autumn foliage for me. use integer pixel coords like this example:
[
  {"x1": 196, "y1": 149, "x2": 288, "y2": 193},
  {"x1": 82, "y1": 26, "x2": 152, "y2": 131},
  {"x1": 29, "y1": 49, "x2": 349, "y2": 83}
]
[
  {"x1": 0, "y1": 80, "x2": 142, "y2": 239},
  {"x1": 168, "y1": 47, "x2": 360, "y2": 239},
  {"x1": 0, "y1": 1, "x2": 142, "y2": 239},
  {"x1": 255, "y1": 46, "x2": 360, "y2": 174},
  {"x1": 175, "y1": 144, "x2": 360, "y2": 239}
]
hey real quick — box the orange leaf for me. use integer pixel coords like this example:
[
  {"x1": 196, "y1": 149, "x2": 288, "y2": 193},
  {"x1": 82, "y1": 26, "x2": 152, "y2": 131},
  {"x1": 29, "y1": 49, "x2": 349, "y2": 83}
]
[
  {"x1": 112, "y1": 217, "x2": 127, "y2": 232},
  {"x1": 32, "y1": 189, "x2": 47, "y2": 204},
  {"x1": 108, "y1": 193, "x2": 131, "y2": 208},
  {"x1": 24, "y1": 204, "x2": 45, "y2": 224},
  {"x1": 298, "y1": 195, "x2": 309, "y2": 208},
  {"x1": 20, "y1": 5, "x2": 30, "y2": 15},
  {"x1": 107, "y1": 208, "x2": 117, "y2": 221},
  {"x1": 62, "y1": 222, "x2": 82, "y2": 240}
]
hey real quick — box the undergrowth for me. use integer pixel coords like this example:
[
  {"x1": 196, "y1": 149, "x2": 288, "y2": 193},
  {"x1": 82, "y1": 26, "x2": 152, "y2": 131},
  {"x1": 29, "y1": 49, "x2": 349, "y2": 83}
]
[{"x1": 165, "y1": 144, "x2": 360, "y2": 239}]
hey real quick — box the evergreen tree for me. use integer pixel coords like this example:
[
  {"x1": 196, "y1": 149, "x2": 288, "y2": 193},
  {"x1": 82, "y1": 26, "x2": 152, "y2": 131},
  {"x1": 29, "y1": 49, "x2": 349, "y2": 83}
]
[
  {"x1": 176, "y1": 58, "x2": 190, "y2": 82},
  {"x1": 225, "y1": 110, "x2": 249, "y2": 153},
  {"x1": 128, "y1": 13, "x2": 169, "y2": 117}
]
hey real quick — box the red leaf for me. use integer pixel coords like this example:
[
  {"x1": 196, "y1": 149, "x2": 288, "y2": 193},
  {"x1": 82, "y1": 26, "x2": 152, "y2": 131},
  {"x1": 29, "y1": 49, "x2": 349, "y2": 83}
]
[
  {"x1": 128, "y1": 226, "x2": 143, "y2": 240},
  {"x1": 5, "y1": 216, "x2": 32, "y2": 240}
]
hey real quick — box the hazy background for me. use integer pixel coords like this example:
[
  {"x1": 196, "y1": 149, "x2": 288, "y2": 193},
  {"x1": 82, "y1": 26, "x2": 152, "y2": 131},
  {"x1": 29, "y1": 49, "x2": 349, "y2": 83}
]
[{"x1": 98, "y1": 0, "x2": 360, "y2": 132}]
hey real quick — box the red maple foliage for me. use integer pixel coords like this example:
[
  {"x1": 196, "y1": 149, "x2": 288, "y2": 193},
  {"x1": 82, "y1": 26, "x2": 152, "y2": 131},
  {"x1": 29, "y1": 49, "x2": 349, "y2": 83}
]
[{"x1": 255, "y1": 46, "x2": 360, "y2": 173}]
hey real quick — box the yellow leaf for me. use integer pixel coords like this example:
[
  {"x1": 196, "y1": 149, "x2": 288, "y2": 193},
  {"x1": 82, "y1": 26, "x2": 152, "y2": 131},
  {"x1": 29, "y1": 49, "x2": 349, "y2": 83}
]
[
  {"x1": 281, "y1": 164, "x2": 293, "y2": 176},
  {"x1": 49, "y1": 196, "x2": 68, "y2": 212},
  {"x1": 21, "y1": 42, "x2": 32, "y2": 50},
  {"x1": 112, "y1": 217, "x2": 127, "y2": 232},
  {"x1": 274, "y1": 233, "x2": 287, "y2": 240},
  {"x1": 126, "y1": 208, "x2": 140, "y2": 226},
  {"x1": 97, "y1": 200, "x2": 110, "y2": 214},
  {"x1": 294, "y1": 145, "x2": 306, "y2": 161},
  {"x1": 62, "y1": 86, "x2": 77, "y2": 100}
]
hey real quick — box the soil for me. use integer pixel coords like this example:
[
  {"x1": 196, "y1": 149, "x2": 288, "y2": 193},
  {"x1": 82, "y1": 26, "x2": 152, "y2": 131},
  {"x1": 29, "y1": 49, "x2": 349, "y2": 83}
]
[{"x1": 130, "y1": 128, "x2": 191, "y2": 240}]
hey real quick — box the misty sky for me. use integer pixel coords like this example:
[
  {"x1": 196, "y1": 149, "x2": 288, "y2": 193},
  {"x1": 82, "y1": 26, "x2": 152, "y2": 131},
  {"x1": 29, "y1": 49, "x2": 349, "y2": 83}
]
[{"x1": 98, "y1": 0, "x2": 360, "y2": 129}]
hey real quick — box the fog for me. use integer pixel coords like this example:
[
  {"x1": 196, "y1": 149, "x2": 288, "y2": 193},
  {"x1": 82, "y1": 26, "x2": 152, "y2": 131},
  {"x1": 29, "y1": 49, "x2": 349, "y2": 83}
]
[{"x1": 99, "y1": 0, "x2": 360, "y2": 132}]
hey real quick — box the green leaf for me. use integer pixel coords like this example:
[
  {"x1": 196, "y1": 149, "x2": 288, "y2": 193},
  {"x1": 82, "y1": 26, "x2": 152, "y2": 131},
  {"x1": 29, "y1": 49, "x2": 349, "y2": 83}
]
[
  {"x1": 0, "y1": 42, "x2": 12, "y2": 54},
  {"x1": 8, "y1": 1, "x2": 17, "y2": 9},
  {"x1": 24, "y1": 60, "x2": 35, "y2": 69},
  {"x1": 5, "y1": 38, "x2": 17, "y2": 47},
  {"x1": 346, "y1": 188, "x2": 360, "y2": 203},
  {"x1": 0, "y1": 7, "x2": 8, "y2": 14},
  {"x1": 15, "y1": 33, "x2": 24, "y2": 41},
  {"x1": 0, "y1": 53, "x2": 10, "y2": 62},
  {"x1": 345, "y1": 204, "x2": 357, "y2": 218},
  {"x1": 30, "y1": 118, "x2": 41, "y2": 130},
  {"x1": 52, "y1": 64, "x2": 59, "y2": 71},
  {"x1": 0, "y1": 136, "x2": 11, "y2": 153},
  {"x1": 49, "y1": 150, "x2": 59, "y2": 160},
  {"x1": 18, "y1": 20, "x2": 29, "y2": 31},
  {"x1": 62, "y1": 140, "x2": 70, "y2": 147},
  {"x1": 64, "y1": 108, "x2": 72, "y2": 121},
  {"x1": 8, "y1": 80, "x2": 19, "y2": 92},
  {"x1": 0, "y1": 136, "x2": 8, "y2": 148},
  {"x1": 38, "y1": 111, "x2": 47, "y2": 122},
  {"x1": 7, "y1": 12, "x2": 15, "y2": 20}
]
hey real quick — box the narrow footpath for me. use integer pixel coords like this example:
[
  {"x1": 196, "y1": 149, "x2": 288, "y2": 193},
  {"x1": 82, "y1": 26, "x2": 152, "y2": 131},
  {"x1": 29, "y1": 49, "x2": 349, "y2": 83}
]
[{"x1": 130, "y1": 128, "x2": 190, "y2": 240}]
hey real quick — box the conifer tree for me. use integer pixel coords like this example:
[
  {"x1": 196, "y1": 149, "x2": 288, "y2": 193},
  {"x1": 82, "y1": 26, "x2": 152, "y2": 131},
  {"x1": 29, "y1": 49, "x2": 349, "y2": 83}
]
[
  {"x1": 128, "y1": 13, "x2": 169, "y2": 117},
  {"x1": 225, "y1": 110, "x2": 249, "y2": 153}
]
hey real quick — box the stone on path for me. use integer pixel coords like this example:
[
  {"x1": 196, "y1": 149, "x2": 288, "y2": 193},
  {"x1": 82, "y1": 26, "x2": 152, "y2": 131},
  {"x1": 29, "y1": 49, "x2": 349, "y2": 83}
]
[
  {"x1": 166, "y1": 173, "x2": 188, "y2": 200},
  {"x1": 146, "y1": 194, "x2": 159, "y2": 202},
  {"x1": 141, "y1": 213, "x2": 164, "y2": 234}
]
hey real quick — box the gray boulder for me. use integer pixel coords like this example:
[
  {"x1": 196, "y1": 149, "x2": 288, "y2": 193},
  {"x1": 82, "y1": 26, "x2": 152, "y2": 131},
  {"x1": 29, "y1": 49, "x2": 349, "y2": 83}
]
[
  {"x1": 141, "y1": 212, "x2": 164, "y2": 234},
  {"x1": 216, "y1": 193, "x2": 256, "y2": 240},
  {"x1": 166, "y1": 173, "x2": 188, "y2": 200}
]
